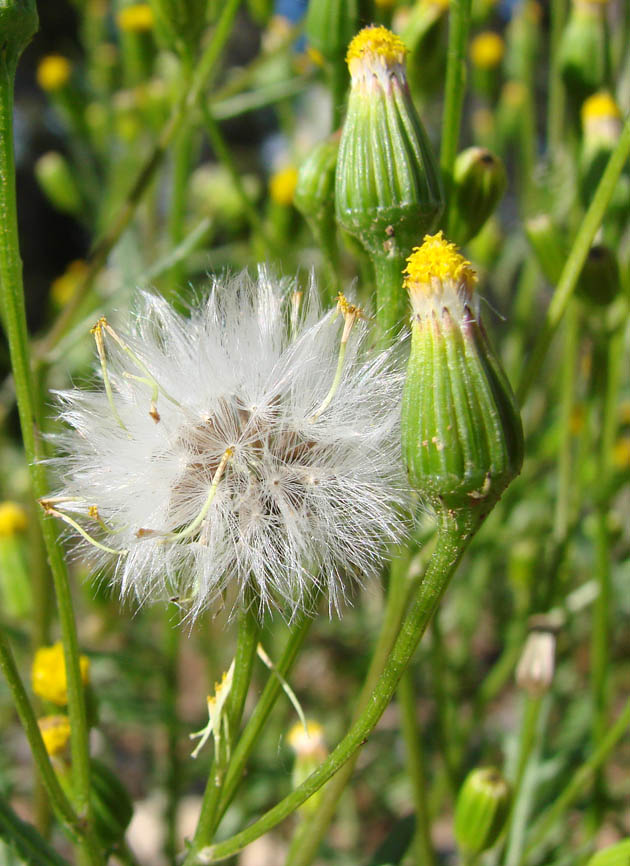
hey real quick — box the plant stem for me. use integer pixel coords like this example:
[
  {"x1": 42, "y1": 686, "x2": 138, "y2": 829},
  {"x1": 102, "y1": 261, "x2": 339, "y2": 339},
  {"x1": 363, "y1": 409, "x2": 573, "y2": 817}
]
[
  {"x1": 518, "y1": 699, "x2": 630, "y2": 864},
  {"x1": 0, "y1": 630, "x2": 82, "y2": 837},
  {"x1": 439, "y1": 0, "x2": 472, "y2": 218},
  {"x1": 194, "y1": 508, "x2": 483, "y2": 864},
  {"x1": 546, "y1": 0, "x2": 567, "y2": 153},
  {"x1": 429, "y1": 610, "x2": 459, "y2": 794},
  {"x1": 283, "y1": 547, "x2": 417, "y2": 866},
  {"x1": 553, "y1": 302, "x2": 578, "y2": 543},
  {"x1": 185, "y1": 605, "x2": 259, "y2": 859},
  {"x1": 36, "y1": 0, "x2": 243, "y2": 359},
  {"x1": 163, "y1": 606, "x2": 181, "y2": 864},
  {"x1": 397, "y1": 668, "x2": 436, "y2": 866},
  {"x1": 516, "y1": 117, "x2": 630, "y2": 403},
  {"x1": 0, "y1": 46, "x2": 101, "y2": 866},
  {"x1": 373, "y1": 254, "x2": 408, "y2": 345}
]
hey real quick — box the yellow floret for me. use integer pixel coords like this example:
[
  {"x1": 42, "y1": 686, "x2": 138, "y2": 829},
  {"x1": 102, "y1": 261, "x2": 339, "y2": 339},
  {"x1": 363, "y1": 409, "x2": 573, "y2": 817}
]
[
  {"x1": 288, "y1": 720, "x2": 326, "y2": 757},
  {"x1": 117, "y1": 3, "x2": 154, "y2": 32},
  {"x1": 269, "y1": 166, "x2": 298, "y2": 206},
  {"x1": 470, "y1": 32, "x2": 505, "y2": 69},
  {"x1": 346, "y1": 25, "x2": 407, "y2": 69},
  {"x1": 36, "y1": 55, "x2": 72, "y2": 92},
  {"x1": 581, "y1": 91, "x2": 621, "y2": 124},
  {"x1": 32, "y1": 643, "x2": 90, "y2": 707},
  {"x1": 404, "y1": 231, "x2": 477, "y2": 294},
  {"x1": 38, "y1": 715, "x2": 71, "y2": 757},
  {"x1": 0, "y1": 502, "x2": 28, "y2": 537}
]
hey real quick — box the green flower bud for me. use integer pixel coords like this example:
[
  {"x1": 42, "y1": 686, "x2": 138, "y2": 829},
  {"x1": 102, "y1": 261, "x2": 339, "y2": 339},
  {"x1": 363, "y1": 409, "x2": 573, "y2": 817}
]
[
  {"x1": 401, "y1": 233, "x2": 523, "y2": 511},
  {"x1": 504, "y1": 0, "x2": 540, "y2": 84},
  {"x1": 295, "y1": 134, "x2": 340, "y2": 285},
  {"x1": 576, "y1": 244, "x2": 620, "y2": 306},
  {"x1": 288, "y1": 721, "x2": 328, "y2": 815},
  {"x1": 454, "y1": 767, "x2": 511, "y2": 856},
  {"x1": 448, "y1": 147, "x2": 507, "y2": 245},
  {"x1": 400, "y1": 0, "x2": 450, "y2": 101},
  {"x1": 90, "y1": 759, "x2": 133, "y2": 847},
  {"x1": 525, "y1": 213, "x2": 567, "y2": 285},
  {"x1": 335, "y1": 26, "x2": 443, "y2": 259},
  {"x1": 559, "y1": 0, "x2": 608, "y2": 102},
  {"x1": 579, "y1": 92, "x2": 630, "y2": 221},
  {"x1": 0, "y1": 0, "x2": 38, "y2": 65},
  {"x1": 35, "y1": 152, "x2": 82, "y2": 216},
  {"x1": 305, "y1": 0, "x2": 358, "y2": 67},
  {"x1": 117, "y1": 4, "x2": 156, "y2": 85},
  {"x1": 147, "y1": 0, "x2": 208, "y2": 56},
  {"x1": 587, "y1": 840, "x2": 630, "y2": 866}
]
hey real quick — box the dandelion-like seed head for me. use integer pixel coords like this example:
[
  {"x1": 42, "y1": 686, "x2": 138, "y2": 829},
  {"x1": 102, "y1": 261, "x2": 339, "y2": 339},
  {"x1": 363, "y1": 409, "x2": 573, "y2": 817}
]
[{"x1": 48, "y1": 271, "x2": 407, "y2": 623}]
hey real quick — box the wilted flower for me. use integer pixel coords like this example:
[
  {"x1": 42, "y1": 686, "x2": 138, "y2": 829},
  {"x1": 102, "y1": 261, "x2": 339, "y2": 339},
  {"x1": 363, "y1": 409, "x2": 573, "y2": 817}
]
[{"x1": 45, "y1": 271, "x2": 406, "y2": 622}]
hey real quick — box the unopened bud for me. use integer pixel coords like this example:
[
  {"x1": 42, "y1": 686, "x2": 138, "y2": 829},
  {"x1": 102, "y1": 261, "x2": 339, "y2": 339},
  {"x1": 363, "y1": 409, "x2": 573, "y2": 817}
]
[
  {"x1": 559, "y1": 0, "x2": 608, "y2": 102},
  {"x1": 35, "y1": 152, "x2": 82, "y2": 216},
  {"x1": 515, "y1": 622, "x2": 558, "y2": 697},
  {"x1": 448, "y1": 147, "x2": 507, "y2": 245},
  {"x1": 576, "y1": 245, "x2": 621, "y2": 306},
  {"x1": 454, "y1": 767, "x2": 511, "y2": 856},
  {"x1": 288, "y1": 721, "x2": 328, "y2": 815}
]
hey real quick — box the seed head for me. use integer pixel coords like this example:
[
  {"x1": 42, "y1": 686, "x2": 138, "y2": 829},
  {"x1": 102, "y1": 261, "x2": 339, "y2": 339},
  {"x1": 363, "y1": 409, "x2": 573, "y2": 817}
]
[{"x1": 47, "y1": 271, "x2": 407, "y2": 622}]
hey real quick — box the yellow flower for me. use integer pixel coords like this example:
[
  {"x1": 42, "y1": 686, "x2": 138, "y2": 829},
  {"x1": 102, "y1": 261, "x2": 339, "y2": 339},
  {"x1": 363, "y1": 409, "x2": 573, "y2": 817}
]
[
  {"x1": 32, "y1": 643, "x2": 90, "y2": 707},
  {"x1": 50, "y1": 260, "x2": 88, "y2": 307},
  {"x1": 288, "y1": 720, "x2": 326, "y2": 759},
  {"x1": 117, "y1": 3, "x2": 154, "y2": 32},
  {"x1": 404, "y1": 231, "x2": 477, "y2": 298},
  {"x1": 38, "y1": 715, "x2": 71, "y2": 756},
  {"x1": 36, "y1": 55, "x2": 72, "y2": 92},
  {"x1": 613, "y1": 437, "x2": 630, "y2": 472},
  {"x1": 269, "y1": 166, "x2": 298, "y2": 206},
  {"x1": 346, "y1": 25, "x2": 407, "y2": 76},
  {"x1": 0, "y1": 502, "x2": 28, "y2": 537},
  {"x1": 470, "y1": 32, "x2": 505, "y2": 70}
]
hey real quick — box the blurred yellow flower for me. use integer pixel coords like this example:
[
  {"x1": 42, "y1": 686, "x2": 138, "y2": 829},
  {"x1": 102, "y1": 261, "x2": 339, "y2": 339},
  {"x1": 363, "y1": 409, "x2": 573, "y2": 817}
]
[
  {"x1": 50, "y1": 260, "x2": 89, "y2": 307},
  {"x1": 269, "y1": 166, "x2": 299, "y2": 206},
  {"x1": 36, "y1": 55, "x2": 72, "y2": 92},
  {"x1": 32, "y1": 643, "x2": 90, "y2": 707},
  {"x1": 0, "y1": 502, "x2": 28, "y2": 537},
  {"x1": 38, "y1": 715, "x2": 71, "y2": 756},
  {"x1": 117, "y1": 3, "x2": 154, "y2": 32},
  {"x1": 470, "y1": 32, "x2": 505, "y2": 69}
]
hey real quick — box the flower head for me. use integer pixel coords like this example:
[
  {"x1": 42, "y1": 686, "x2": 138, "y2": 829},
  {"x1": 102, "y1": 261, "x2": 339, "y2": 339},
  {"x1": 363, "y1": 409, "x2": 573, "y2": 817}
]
[
  {"x1": 470, "y1": 32, "x2": 504, "y2": 69},
  {"x1": 36, "y1": 55, "x2": 72, "y2": 92},
  {"x1": 0, "y1": 501, "x2": 28, "y2": 537},
  {"x1": 47, "y1": 271, "x2": 406, "y2": 622},
  {"x1": 117, "y1": 3, "x2": 154, "y2": 32},
  {"x1": 38, "y1": 715, "x2": 71, "y2": 757},
  {"x1": 32, "y1": 643, "x2": 90, "y2": 706}
]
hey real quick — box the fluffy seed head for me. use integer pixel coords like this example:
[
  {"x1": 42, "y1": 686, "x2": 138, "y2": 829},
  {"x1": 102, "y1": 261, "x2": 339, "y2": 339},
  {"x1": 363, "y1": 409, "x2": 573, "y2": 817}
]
[{"x1": 48, "y1": 270, "x2": 407, "y2": 622}]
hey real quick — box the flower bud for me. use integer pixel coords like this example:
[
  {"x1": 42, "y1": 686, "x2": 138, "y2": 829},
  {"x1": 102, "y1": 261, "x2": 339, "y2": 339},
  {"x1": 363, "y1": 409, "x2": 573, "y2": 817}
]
[
  {"x1": 454, "y1": 767, "x2": 511, "y2": 856},
  {"x1": 448, "y1": 147, "x2": 507, "y2": 245},
  {"x1": 335, "y1": 26, "x2": 443, "y2": 259},
  {"x1": 288, "y1": 721, "x2": 328, "y2": 815},
  {"x1": 470, "y1": 31, "x2": 504, "y2": 101},
  {"x1": 0, "y1": 501, "x2": 32, "y2": 619},
  {"x1": 576, "y1": 244, "x2": 621, "y2": 306},
  {"x1": 147, "y1": 0, "x2": 208, "y2": 56},
  {"x1": 117, "y1": 3, "x2": 155, "y2": 85},
  {"x1": 35, "y1": 152, "x2": 82, "y2": 216},
  {"x1": 38, "y1": 715, "x2": 71, "y2": 758},
  {"x1": 559, "y1": 0, "x2": 608, "y2": 102},
  {"x1": 401, "y1": 233, "x2": 523, "y2": 511},
  {"x1": 294, "y1": 134, "x2": 340, "y2": 284},
  {"x1": 587, "y1": 840, "x2": 630, "y2": 866},
  {"x1": 90, "y1": 759, "x2": 134, "y2": 847},
  {"x1": 525, "y1": 214, "x2": 567, "y2": 285},
  {"x1": 515, "y1": 620, "x2": 558, "y2": 697},
  {"x1": 579, "y1": 92, "x2": 630, "y2": 221},
  {"x1": 504, "y1": 0, "x2": 541, "y2": 83},
  {"x1": 305, "y1": 0, "x2": 358, "y2": 69},
  {"x1": 32, "y1": 643, "x2": 90, "y2": 707},
  {"x1": 399, "y1": 0, "x2": 450, "y2": 101}
]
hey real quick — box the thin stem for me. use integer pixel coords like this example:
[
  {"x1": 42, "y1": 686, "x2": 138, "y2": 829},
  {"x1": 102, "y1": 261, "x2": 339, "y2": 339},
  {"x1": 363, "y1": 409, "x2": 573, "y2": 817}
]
[
  {"x1": 546, "y1": 0, "x2": 567, "y2": 153},
  {"x1": 35, "y1": 0, "x2": 243, "y2": 360},
  {"x1": 283, "y1": 547, "x2": 417, "y2": 866},
  {"x1": 373, "y1": 254, "x2": 407, "y2": 345},
  {"x1": 194, "y1": 508, "x2": 483, "y2": 864},
  {"x1": 0, "y1": 48, "x2": 101, "y2": 866},
  {"x1": 516, "y1": 117, "x2": 630, "y2": 403},
  {"x1": 439, "y1": 0, "x2": 473, "y2": 218},
  {"x1": 0, "y1": 630, "x2": 83, "y2": 838},
  {"x1": 518, "y1": 699, "x2": 630, "y2": 864},
  {"x1": 397, "y1": 669, "x2": 436, "y2": 866},
  {"x1": 429, "y1": 611, "x2": 459, "y2": 794},
  {"x1": 553, "y1": 302, "x2": 578, "y2": 543},
  {"x1": 163, "y1": 605, "x2": 181, "y2": 865},
  {"x1": 186, "y1": 604, "x2": 259, "y2": 857}
]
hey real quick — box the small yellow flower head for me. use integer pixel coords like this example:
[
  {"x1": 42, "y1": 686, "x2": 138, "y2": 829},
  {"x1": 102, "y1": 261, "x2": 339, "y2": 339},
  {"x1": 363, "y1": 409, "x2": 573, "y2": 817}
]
[
  {"x1": 36, "y1": 55, "x2": 72, "y2": 92},
  {"x1": 269, "y1": 166, "x2": 299, "y2": 206},
  {"x1": 582, "y1": 91, "x2": 621, "y2": 123},
  {"x1": 0, "y1": 502, "x2": 28, "y2": 537},
  {"x1": 404, "y1": 231, "x2": 477, "y2": 316},
  {"x1": 346, "y1": 26, "x2": 408, "y2": 85},
  {"x1": 613, "y1": 436, "x2": 630, "y2": 471},
  {"x1": 38, "y1": 715, "x2": 71, "y2": 757},
  {"x1": 501, "y1": 80, "x2": 527, "y2": 107},
  {"x1": 470, "y1": 32, "x2": 505, "y2": 69},
  {"x1": 117, "y1": 3, "x2": 154, "y2": 32},
  {"x1": 51, "y1": 260, "x2": 88, "y2": 307},
  {"x1": 32, "y1": 643, "x2": 90, "y2": 707},
  {"x1": 288, "y1": 720, "x2": 327, "y2": 759}
]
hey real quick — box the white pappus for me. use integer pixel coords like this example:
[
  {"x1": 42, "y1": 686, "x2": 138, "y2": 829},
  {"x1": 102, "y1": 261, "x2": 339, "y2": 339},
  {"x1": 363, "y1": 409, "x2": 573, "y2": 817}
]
[{"x1": 45, "y1": 269, "x2": 408, "y2": 622}]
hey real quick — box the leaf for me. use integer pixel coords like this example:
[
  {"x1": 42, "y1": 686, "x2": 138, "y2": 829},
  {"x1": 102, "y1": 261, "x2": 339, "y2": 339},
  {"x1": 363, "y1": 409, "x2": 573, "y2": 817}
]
[
  {"x1": 0, "y1": 796, "x2": 71, "y2": 866},
  {"x1": 365, "y1": 813, "x2": 416, "y2": 866}
]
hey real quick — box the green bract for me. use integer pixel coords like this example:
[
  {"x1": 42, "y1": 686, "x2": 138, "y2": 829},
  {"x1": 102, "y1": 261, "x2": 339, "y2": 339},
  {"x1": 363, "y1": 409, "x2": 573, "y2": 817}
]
[{"x1": 454, "y1": 767, "x2": 511, "y2": 856}]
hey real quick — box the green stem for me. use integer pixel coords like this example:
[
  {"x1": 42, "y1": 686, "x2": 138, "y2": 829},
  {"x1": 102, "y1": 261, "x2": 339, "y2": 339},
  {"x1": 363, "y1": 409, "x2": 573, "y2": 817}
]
[
  {"x1": 546, "y1": 0, "x2": 567, "y2": 153},
  {"x1": 185, "y1": 605, "x2": 259, "y2": 858},
  {"x1": 329, "y1": 62, "x2": 348, "y2": 131},
  {"x1": 516, "y1": 117, "x2": 630, "y2": 403},
  {"x1": 553, "y1": 302, "x2": 578, "y2": 543},
  {"x1": 283, "y1": 547, "x2": 417, "y2": 866},
  {"x1": 195, "y1": 508, "x2": 483, "y2": 864},
  {"x1": 512, "y1": 697, "x2": 543, "y2": 804},
  {"x1": 518, "y1": 699, "x2": 630, "y2": 864},
  {"x1": 397, "y1": 669, "x2": 436, "y2": 866},
  {"x1": 163, "y1": 606, "x2": 181, "y2": 864},
  {"x1": 373, "y1": 254, "x2": 407, "y2": 345},
  {"x1": 439, "y1": 0, "x2": 472, "y2": 218},
  {"x1": 0, "y1": 46, "x2": 101, "y2": 866},
  {"x1": 0, "y1": 631, "x2": 82, "y2": 838},
  {"x1": 36, "y1": 0, "x2": 243, "y2": 360},
  {"x1": 429, "y1": 611, "x2": 459, "y2": 794}
]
